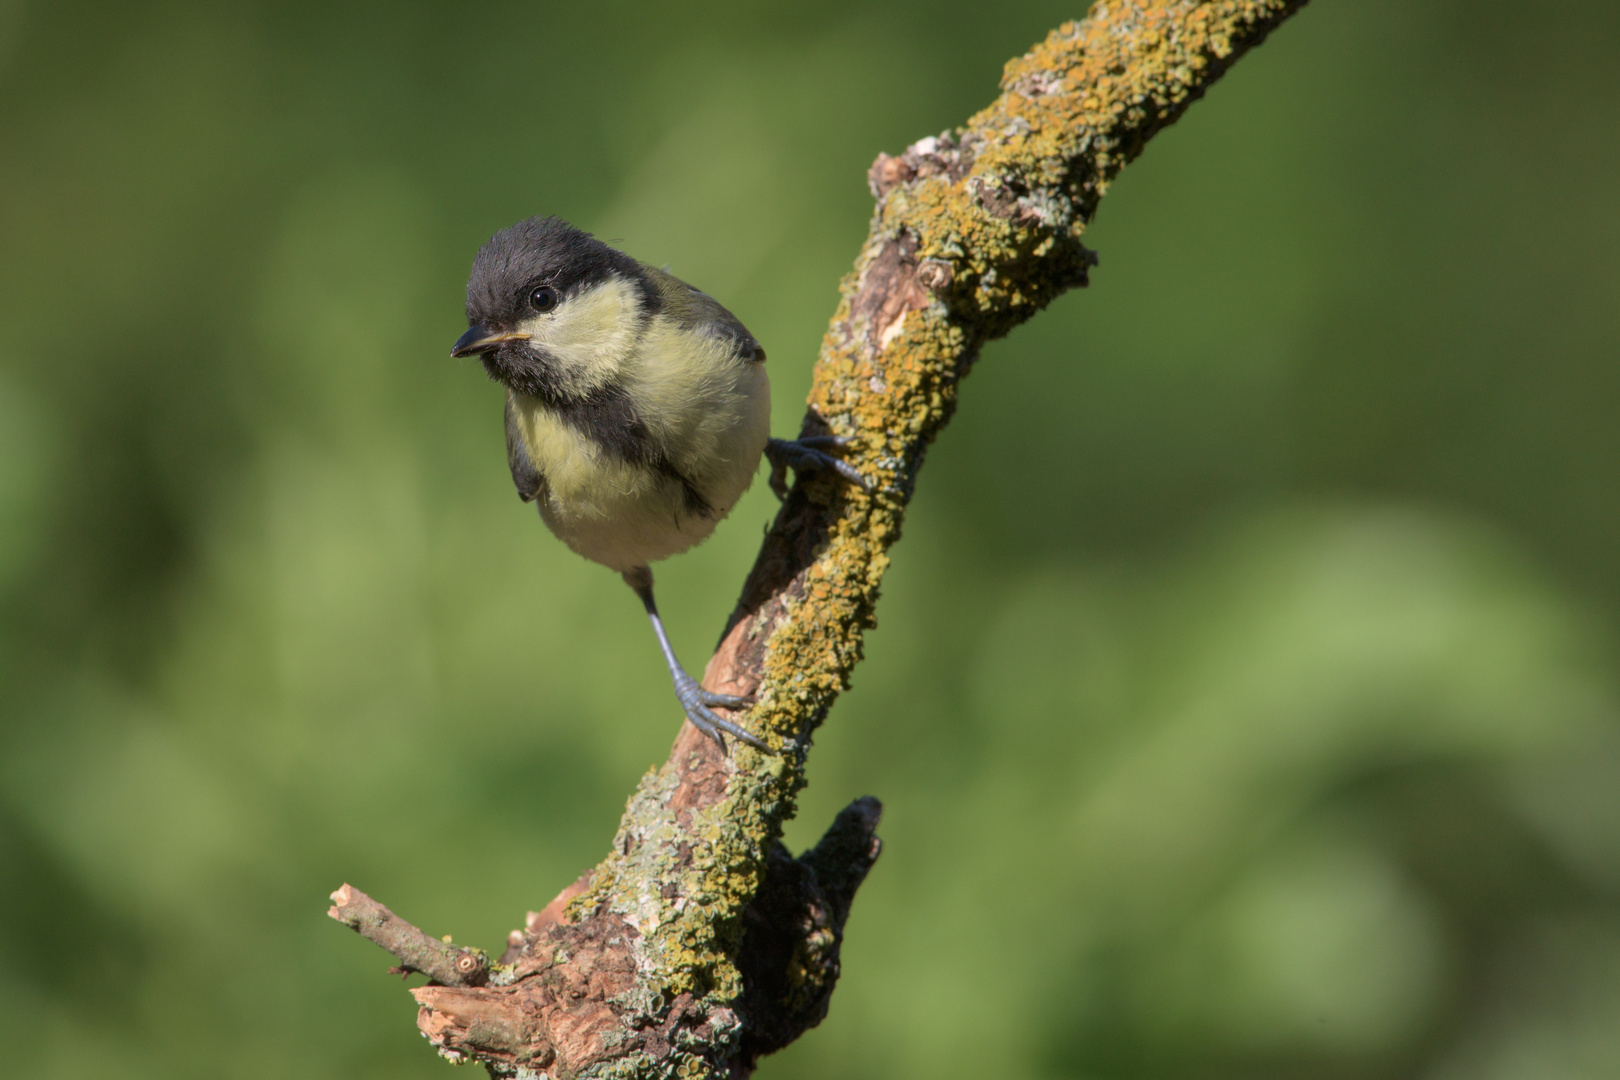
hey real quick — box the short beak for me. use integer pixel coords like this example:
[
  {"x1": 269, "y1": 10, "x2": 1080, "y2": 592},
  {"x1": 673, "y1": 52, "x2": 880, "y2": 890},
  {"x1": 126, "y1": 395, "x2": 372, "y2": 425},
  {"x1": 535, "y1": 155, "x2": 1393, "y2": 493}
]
[{"x1": 451, "y1": 325, "x2": 530, "y2": 358}]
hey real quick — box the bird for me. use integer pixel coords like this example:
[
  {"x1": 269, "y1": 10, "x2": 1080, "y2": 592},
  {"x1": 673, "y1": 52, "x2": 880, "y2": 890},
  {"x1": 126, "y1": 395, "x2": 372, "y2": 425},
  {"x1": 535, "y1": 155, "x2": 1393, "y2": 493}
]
[{"x1": 451, "y1": 216, "x2": 864, "y2": 752}]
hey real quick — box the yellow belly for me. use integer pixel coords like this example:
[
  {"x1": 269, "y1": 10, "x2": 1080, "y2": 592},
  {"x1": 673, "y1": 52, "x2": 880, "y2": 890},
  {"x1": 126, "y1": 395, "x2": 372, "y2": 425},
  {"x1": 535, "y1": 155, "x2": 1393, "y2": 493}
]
[{"x1": 509, "y1": 339, "x2": 770, "y2": 572}]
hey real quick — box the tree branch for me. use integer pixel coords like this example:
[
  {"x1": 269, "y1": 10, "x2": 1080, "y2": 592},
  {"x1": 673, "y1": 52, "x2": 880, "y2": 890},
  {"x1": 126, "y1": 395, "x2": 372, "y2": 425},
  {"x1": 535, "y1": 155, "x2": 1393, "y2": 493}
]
[
  {"x1": 328, "y1": 884, "x2": 491, "y2": 987},
  {"x1": 328, "y1": 2, "x2": 1309, "y2": 1075}
]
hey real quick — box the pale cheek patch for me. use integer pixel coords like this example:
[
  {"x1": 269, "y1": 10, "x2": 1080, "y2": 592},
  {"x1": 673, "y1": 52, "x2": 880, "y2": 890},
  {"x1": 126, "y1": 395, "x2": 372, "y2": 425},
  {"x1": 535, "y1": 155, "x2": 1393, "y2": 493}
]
[{"x1": 517, "y1": 274, "x2": 642, "y2": 396}]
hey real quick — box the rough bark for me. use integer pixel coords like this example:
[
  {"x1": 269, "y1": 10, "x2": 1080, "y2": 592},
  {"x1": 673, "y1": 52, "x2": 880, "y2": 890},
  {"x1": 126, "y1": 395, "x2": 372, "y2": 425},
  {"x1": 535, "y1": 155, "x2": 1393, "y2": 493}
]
[{"x1": 329, "y1": 2, "x2": 1310, "y2": 1076}]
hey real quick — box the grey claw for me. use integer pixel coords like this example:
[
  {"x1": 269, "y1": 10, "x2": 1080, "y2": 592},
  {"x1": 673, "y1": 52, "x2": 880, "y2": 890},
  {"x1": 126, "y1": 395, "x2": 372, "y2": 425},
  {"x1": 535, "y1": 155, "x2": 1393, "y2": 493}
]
[
  {"x1": 683, "y1": 703, "x2": 729, "y2": 753},
  {"x1": 634, "y1": 572, "x2": 774, "y2": 755},
  {"x1": 794, "y1": 445, "x2": 868, "y2": 491},
  {"x1": 765, "y1": 437, "x2": 870, "y2": 497},
  {"x1": 699, "y1": 688, "x2": 754, "y2": 709},
  {"x1": 674, "y1": 675, "x2": 771, "y2": 752},
  {"x1": 687, "y1": 701, "x2": 772, "y2": 752},
  {"x1": 792, "y1": 435, "x2": 847, "y2": 450},
  {"x1": 826, "y1": 456, "x2": 870, "y2": 490}
]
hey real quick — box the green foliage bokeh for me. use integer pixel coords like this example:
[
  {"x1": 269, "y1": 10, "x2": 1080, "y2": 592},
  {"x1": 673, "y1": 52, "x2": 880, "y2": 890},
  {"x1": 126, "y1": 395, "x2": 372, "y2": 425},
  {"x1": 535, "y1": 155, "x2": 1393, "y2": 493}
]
[{"x1": 2, "y1": 2, "x2": 1619, "y2": 1077}]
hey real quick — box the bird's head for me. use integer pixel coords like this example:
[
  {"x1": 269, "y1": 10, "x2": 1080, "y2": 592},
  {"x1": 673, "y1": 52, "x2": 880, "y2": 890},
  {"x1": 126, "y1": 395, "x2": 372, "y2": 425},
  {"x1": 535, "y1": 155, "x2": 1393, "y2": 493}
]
[{"x1": 452, "y1": 217, "x2": 656, "y2": 402}]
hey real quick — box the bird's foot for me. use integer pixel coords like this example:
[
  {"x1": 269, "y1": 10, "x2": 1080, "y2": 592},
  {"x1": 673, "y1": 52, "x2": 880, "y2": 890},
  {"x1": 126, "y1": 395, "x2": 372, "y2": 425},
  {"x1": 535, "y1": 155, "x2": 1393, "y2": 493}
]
[
  {"x1": 765, "y1": 436, "x2": 869, "y2": 501},
  {"x1": 696, "y1": 686, "x2": 753, "y2": 709},
  {"x1": 672, "y1": 670, "x2": 770, "y2": 753}
]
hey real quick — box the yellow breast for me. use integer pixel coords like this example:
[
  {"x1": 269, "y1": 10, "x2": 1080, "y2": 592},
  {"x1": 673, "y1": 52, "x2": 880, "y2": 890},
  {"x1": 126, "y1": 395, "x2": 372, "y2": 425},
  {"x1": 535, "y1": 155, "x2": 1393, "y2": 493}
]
[{"x1": 508, "y1": 320, "x2": 769, "y2": 572}]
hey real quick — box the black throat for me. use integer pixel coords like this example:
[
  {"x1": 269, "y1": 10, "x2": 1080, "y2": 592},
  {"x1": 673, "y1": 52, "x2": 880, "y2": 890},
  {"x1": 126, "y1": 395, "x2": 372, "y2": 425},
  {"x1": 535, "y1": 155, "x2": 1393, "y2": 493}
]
[{"x1": 491, "y1": 350, "x2": 713, "y2": 518}]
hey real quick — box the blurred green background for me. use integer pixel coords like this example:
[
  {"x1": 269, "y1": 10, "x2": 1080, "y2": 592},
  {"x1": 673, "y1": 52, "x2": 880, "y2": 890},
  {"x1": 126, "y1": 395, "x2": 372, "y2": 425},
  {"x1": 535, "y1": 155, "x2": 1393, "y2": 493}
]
[{"x1": 3, "y1": 1, "x2": 1619, "y2": 1077}]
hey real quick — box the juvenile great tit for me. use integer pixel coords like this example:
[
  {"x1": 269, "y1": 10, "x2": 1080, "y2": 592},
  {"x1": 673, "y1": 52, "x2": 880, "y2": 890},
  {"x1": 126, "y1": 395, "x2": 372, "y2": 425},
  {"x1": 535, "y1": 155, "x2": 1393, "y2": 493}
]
[{"x1": 452, "y1": 217, "x2": 862, "y2": 752}]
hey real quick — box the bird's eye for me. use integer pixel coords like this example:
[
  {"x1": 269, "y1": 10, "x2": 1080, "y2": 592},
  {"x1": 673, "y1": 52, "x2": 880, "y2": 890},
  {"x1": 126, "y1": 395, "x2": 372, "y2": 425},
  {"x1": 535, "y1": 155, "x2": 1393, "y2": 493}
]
[{"x1": 529, "y1": 286, "x2": 559, "y2": 313}]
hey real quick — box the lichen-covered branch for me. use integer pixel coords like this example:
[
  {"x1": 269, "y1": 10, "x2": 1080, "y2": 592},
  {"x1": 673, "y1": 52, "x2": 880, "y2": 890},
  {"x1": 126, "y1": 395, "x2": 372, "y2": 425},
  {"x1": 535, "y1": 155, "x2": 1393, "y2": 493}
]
[{"x1": 329, "y1": 2, "x2": 1308, "y2": 1076}]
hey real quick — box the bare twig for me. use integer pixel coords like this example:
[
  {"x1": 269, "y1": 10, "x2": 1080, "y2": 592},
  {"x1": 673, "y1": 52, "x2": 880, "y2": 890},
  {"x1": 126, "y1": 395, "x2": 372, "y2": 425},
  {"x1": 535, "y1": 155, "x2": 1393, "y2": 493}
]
[
  {"x1": 328, "y1": 884, "x2": 490, "y2": 987},
  {"x1": 329, "y1": 3, "x2": 1310, "y2": 1076}
]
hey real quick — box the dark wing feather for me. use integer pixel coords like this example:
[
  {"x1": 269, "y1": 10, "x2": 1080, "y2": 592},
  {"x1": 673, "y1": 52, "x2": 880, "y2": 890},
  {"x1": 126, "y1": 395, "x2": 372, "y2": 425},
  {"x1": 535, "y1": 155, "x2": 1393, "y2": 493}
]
[
  {"x1": 646, "y1": 266, "x2": 766, "y2": 363},
  {"x1": 504, "y1": 394, "x2": 546, "y2": 502}
]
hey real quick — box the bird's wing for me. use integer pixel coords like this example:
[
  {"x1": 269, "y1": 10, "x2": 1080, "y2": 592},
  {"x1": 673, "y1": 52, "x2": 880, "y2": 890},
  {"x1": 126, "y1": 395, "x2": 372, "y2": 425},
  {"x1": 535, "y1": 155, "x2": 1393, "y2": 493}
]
[
  {"x1": 504, "y1": 393, "x2": 546, "y2": 503},
  {"x1": 646, "y1": 266, "x2": 766, "y2": 363}
]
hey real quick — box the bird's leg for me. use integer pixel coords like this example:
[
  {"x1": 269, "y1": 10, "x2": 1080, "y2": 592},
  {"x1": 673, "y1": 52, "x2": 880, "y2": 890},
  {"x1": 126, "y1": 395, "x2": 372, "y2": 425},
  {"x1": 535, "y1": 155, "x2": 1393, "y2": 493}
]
[
  {"x1": 765, "y1": 435, "x2": 870, "y2": 500},
  {"x1": 623, "y1": 566, "x2": 770, "y2": 753}
]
